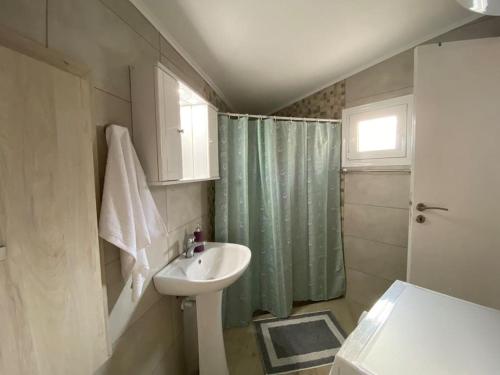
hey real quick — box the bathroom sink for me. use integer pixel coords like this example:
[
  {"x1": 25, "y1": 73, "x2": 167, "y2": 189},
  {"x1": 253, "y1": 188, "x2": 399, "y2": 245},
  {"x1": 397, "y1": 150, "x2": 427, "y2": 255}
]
[
  {"x1": 154, "y1": 242, "x2": 251, "y2": 374},
  {"x1": 153, "y1": 242, "x2": 251, "y2": 296}
]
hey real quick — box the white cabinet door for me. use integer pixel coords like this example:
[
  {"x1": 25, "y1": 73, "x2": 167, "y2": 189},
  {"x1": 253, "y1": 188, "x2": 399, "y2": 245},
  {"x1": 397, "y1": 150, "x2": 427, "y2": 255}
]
[
  {"x1": 131, "y1": 62, "x2": 218, "y2": 185},
  {"x1": 208, "y1": 106, "x2": 219, "y2": 178},
  {"x1": 409, "y1": 37, "x2": 500, "y2": 310},
  {"x1": 179, "y1": 104, "x2": 219, "y2": 181},
  {"x1": 156, "y1": 67, "x2": 182, "y2": 181},
  {"x1": 180, "y1": 106, "x2": 194, "y2": 180},
  {"x1": 192, "y1": 105, "x2": 209, "y2": 178}
]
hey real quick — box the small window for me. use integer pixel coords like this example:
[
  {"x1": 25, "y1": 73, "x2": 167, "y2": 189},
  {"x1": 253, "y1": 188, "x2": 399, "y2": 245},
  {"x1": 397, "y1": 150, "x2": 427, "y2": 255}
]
[{"x1": 342, "y1": 95, "x2": 413, "y2": 168}]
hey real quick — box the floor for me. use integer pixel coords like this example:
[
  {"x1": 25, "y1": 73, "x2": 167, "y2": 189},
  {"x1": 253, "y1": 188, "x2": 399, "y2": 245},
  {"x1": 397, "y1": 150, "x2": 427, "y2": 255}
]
[{"x1": 223, "y1": 298, "x2": 356, "y2": 375}]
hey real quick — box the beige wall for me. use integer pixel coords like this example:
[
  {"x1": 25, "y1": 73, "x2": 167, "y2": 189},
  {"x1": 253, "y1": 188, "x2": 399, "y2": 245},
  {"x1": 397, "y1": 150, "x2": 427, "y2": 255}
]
[
  {"x1": 342, "y1": 50, "x2": 413, "y2": 320},
  {"x1": 0, "y1": 0, "x2": 227, "y2": 374}
]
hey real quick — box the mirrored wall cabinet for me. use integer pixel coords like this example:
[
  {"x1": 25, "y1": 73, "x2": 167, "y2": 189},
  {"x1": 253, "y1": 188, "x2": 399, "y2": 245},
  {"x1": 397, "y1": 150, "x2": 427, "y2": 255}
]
[{"x1": 131, "y1": 62, "x2": 219, "y2": 185}]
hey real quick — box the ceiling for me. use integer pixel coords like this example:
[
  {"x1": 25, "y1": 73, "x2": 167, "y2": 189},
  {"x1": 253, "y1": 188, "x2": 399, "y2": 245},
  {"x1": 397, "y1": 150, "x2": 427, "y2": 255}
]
[{"x1": 131, "y1": 0, "x2": 477, "y2": 114}]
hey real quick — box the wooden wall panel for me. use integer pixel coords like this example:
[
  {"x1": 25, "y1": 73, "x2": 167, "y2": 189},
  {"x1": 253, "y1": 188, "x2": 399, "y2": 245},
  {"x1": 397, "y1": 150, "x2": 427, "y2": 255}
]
[{"x1": 0, "y1": 44, "x2": 108, "y2": 374}]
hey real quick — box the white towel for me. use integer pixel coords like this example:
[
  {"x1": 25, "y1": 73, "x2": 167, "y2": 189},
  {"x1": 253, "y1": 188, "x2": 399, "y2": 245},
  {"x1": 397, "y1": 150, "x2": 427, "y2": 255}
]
[{"x1": 99, "y1": 125, "x2": 167, "y2": 301}]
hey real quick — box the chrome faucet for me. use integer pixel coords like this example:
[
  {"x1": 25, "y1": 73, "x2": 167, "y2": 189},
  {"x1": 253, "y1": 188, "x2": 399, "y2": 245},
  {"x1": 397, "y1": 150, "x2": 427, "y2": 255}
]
[{"x1": 184, "y1": 235, "x2": 205, "y2": 258}]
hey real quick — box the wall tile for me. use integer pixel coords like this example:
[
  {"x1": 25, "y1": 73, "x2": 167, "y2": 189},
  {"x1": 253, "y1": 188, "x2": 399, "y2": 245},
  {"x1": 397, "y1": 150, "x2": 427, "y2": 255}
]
[
  {"x1": 105, "y1": 259, "x2": 123, "y2": 287},
  {"x1": 149, "y1": 187, "x2": 168, "y2": 228},
  {"x1": 345, "y1": 50, "x2": 414, "y2": 106},
  {"x1": 166, "y1": 182, "x2": 209, "y2": 232},
  {"x1": 343, "y1": 203, "x2": 409, "y2": 247},
  {"x1": 105, "y1": 253, "x2": 170, "y2": 321},
  {"x1": 103, "y1": 239, "x2": 120, "y2": 264},
  {"x1": 127, "y1": 282, "x2": 162, "y2": 328},
  {"x1": 200, "y1": 214, "x2": 213, "y2": 242},
  {"x1": 93, "y1": 88, "x2": 132, "y2": 128},
  {"x1": 100, "y1": 0, "x2": 160, "y2": 49},
  {"x1": 0, "y1": 0, "x2": 46, "y2": 45},
  {"x1": 167, "y1": 223, "x2": 191, "y2": 261},
  {"x1": 273, "y1": 81, "x2": 346, "y2": 119},
  {"x1": 159, "y1": 53, "x2": 206, "y2": 102},
  {"x1": 96, "y1": 297, "x2": 177, "y2": 375},
  {"x1": 344, "y1": 86, "x2": 413, "y2": 109},
  {"x1": 346, "y1": 269, "x2": 393, "y2": 308},
  {"x1": 344, "y1": 172, "x2": 410, "y2": 209},
  {"x1": 170, "y1": 293, "x2": 184, "y2": 339},
  {"x1": 106, "y1": 275, "x2": 124, "y2": 314},
  {"x1": 159, "y1": 37, "x2": 230, "y2": 111},
  {"x1": 346, "y1": 299, "x2": 369, "y2": 324},
  {"x1": 166, "y1": 214, "x2": 210, "y2": 261},
  {"x1": 160, "y1": 37, "x2": 206, "y2": 92},
  {"x1": 152, "y1": 336, "x2": 186, "y2": 375},
  {"x1": 93, "y1": 88, "x2": 132, "y2": 192},
  {"x1": 160, "y1": 36, "x2": 190, "y2": 70},
  {"x1": 142, "y1": 220, "x2": 169, "y2": 274},
  {"x1": 344, "y1": 236, "x2": 407, "y2": 281},
  {"x1": 48, "y1": 0, "x2": 159, "y2": 101}
]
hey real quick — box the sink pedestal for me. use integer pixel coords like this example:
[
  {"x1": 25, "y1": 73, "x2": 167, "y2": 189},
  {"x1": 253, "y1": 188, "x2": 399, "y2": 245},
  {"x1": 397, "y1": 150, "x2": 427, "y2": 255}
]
[{"x1": 196, "y1": 290, "x2": 229, "y2": 375}]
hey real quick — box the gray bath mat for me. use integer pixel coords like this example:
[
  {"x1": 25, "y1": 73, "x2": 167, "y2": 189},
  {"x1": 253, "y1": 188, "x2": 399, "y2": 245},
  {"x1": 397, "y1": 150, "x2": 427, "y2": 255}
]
[{"x1": 254, "y1": 310, "x2": 346, "y2": 374}]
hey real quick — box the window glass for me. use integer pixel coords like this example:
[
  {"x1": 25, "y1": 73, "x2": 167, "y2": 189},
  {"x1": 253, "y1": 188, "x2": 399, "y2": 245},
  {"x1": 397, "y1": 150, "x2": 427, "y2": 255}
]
[
  {"x1": 342, "y1": 95, "x2": 413, "y2": 168},
  {"x1": 357, "y1": 116, "x2": 397, "y2": 152}
]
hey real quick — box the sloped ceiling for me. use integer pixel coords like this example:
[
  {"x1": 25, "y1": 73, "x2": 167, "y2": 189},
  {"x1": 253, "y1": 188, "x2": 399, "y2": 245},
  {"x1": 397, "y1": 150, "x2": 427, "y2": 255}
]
[{"x1": 131, "y1": 0, "x2": 477, "y2": 114}]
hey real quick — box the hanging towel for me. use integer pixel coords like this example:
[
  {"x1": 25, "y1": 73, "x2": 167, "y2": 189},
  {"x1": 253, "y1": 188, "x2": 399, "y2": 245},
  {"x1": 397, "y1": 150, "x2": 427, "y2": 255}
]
[{"x1": 99, "y1": 125, "x2": 167, "y2": 301}]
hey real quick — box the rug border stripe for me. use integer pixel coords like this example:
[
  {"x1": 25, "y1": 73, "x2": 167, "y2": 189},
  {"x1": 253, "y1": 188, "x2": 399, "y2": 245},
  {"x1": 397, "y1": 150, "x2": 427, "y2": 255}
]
[{"x1": 254, "y1": 310, "x2": 346, "y2": 374}]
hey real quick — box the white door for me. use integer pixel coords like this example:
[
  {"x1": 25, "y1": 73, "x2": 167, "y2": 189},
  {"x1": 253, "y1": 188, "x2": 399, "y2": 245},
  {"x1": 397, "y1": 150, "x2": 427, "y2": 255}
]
[{"x1": 408, "y1": 37, "x2": 500, "y2": 310}]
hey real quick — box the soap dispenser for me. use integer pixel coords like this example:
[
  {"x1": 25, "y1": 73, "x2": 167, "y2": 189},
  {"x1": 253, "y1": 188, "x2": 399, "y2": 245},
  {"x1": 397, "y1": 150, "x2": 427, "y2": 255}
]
[{"x1": 194, "y1": 224, "x2": 204, "y2": 253}]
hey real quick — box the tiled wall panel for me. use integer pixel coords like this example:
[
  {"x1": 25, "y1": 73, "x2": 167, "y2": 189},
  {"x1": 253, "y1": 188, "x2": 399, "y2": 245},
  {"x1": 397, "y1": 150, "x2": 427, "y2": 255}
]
[
  {"x1": 0, "y1": 0, "x2": 46, "y2": 44},
  {"x1": 274, "y1": 81, "x2": 345, "y2": 119}
]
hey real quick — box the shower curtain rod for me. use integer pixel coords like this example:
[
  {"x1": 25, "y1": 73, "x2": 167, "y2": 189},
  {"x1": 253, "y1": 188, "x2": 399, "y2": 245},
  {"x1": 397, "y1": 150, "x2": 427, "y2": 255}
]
[{"x1": 219, "y1": 112, "x2": 342, "y2": 124}]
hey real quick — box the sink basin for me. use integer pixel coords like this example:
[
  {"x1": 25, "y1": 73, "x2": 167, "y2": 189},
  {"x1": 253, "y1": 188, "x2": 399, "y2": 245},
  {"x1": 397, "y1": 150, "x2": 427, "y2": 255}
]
[
  {"x1": 153, "y1": 242, "x2": 251, "y2": 375},
  {"x1": 153, "y1": 242, "x2": 251, "y2": 296}
]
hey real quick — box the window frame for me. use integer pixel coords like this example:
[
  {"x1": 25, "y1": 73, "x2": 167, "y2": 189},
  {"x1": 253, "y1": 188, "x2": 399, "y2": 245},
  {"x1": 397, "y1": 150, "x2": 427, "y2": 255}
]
[{"x1": 342, "y1": 94, "x2": 414, "y2": 168}]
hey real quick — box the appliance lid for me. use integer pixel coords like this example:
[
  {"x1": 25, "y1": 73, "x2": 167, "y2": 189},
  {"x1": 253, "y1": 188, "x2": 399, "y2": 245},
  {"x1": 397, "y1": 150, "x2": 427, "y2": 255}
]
[{"x1": 334, "y1": 280, "x2": 500, "y2": 375}]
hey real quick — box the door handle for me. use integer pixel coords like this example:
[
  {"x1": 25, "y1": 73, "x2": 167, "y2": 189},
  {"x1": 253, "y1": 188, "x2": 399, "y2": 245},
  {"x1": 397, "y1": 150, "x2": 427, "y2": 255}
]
[{"x1": 416, "y1": 203, "x2": 448, "y2": 212}]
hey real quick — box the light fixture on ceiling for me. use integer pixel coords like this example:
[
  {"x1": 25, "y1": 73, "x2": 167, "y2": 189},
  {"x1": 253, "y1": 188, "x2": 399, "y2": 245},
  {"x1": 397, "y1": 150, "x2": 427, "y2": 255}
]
[{"x1": 457, "y1": 0, "x2": 500, "y2": 15}]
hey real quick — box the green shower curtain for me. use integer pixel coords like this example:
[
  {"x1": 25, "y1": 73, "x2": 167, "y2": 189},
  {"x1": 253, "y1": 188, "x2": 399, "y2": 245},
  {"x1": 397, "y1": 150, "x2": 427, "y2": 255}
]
[{"x1": 215, "y1": 115, "x2": 345, "y2": 327}]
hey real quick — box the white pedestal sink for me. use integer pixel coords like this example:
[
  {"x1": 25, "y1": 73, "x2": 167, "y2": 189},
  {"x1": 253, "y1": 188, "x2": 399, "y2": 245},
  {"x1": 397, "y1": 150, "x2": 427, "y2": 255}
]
[{"x1": 154, "y1": 242, "x2": 251, "y2": 375}]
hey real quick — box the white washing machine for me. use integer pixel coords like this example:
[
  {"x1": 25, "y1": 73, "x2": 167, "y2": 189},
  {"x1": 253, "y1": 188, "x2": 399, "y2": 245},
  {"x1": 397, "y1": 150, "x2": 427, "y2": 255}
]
[{"x1": 331, "y1": 281, "x2": 500, "y2": 375}]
